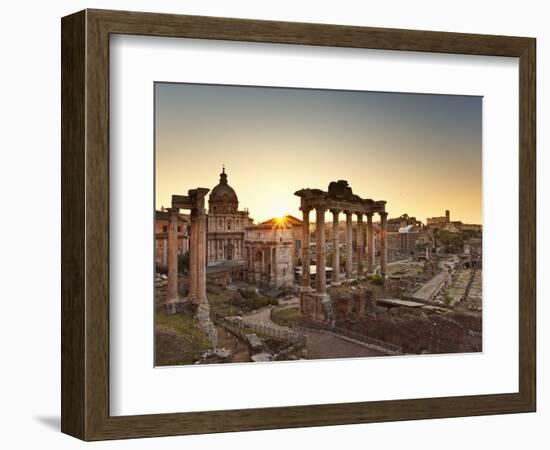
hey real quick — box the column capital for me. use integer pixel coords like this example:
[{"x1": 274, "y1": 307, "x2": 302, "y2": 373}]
[
  {"x1": 315, "y1": 205, "x2": 328, "y2": 213},
  {"x1": 379, "y1": 211, "x2": 388, "y2": 219},
  {"x1": 330, "y1": 208, "x2": 341, "y2": 216},
  {"x1": 366, "y1": 211, "x2": 374, "y2": 218},
  {"x1": 300, "y1": 206, "x2": 312, "y2": 213},
  {"x1": 344, "y1": 210, "x2": 353, "y2": 217},
  {"x1": 356, "y1": 212, "x2": 364, "y2": 221}
]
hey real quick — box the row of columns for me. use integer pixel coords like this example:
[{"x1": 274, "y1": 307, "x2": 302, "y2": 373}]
[
  {"x1": 166, "y1": 195, "x2": 208, "y2": 304},
  {"x1": 301, "y1": 207, "x2": 387, "y2": 294}
]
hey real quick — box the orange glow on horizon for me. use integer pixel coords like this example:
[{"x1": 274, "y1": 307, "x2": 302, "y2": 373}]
[{"x1": 155, "y1": 83, "x2": 482, "y2": 226}]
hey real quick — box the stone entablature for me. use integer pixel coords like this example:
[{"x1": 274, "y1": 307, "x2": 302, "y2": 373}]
[{"x1": 295, "y1": 179, "x2": 386, "y2": 215}]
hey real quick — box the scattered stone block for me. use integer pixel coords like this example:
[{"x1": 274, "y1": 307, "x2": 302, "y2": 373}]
[
  {"x1": 163, "y1": 298, "x2": 194, "y2": 315},
  {"x1": 251, "y1": 352, "x2": 271, "y2": 362},
  {"x1": 246, "y1": 333, "x2": 264, "y2": 352},
  {"x1": 213, "y1": 347, "x2": 232, "y2": 362}
]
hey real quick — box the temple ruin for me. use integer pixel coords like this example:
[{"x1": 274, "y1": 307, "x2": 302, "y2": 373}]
[
  {"x1": 295, "y1": 180, "x2": 388, "y2": 324},
  {"x1": 164, "y1": 187, "x2": 218, "y2": 346}
]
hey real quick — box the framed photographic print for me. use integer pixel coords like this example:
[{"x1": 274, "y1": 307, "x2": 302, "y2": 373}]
[{"x1": 61, "y1": 9, "x2": 536, "y2": 440}]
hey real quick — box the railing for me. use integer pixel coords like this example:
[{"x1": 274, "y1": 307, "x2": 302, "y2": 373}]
[{"x1": 222, "y1": 315, "x2": 307, "y2": 347}]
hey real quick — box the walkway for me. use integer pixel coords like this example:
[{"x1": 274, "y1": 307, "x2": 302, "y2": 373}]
[
  {"x1": 241, "y1": 305, "x2": 384, "y2": 359},
  {"x1": 300, "y1": 329, "x2": 384, "y2": 359},
  {"x1": 412, "y1": 271, "x2": 449, "y2": 302}
]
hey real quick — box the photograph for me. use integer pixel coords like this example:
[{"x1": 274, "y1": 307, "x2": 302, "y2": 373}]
[{"x1": 154, "y1": 82, "x2": 483, "y2": 366}]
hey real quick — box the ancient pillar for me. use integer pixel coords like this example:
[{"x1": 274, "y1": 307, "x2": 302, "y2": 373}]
[
  {"x1": 331, "y1": 209, "x2": 340, "y2": 284},
  {"x1": 270, "y1": 246, "x2": 276, "y2": 287},
  {"x1": 356, "y1": 213, "x2": 364, "y2": 277},
  {"x1": 196, "y1": 193, "x2": 208, "y2": 302},
  {"x1": 366, "y1": 212, "x2": 374, "y2": 273},
  {"x1": 316, "y1": 207, "x2": 327, "y2": 294},
  {"x1": 166, "y1": 207, "x2": 179, "y2": 302},
  {"x1": 301, "y1": 208, "x2": 311, "y2": 288},
  {"x1": 380, "y1": 211, "x2": 388, "y2": 276},
  {"x1": 162, "y1": 238, "x2": 168, "y2": 266},
  {"x1": 188, "y1": 210, "x2": 198, "y2": 299},
  {"x1": 345, "y1": 211, "x2": 353, "y2": 279}
]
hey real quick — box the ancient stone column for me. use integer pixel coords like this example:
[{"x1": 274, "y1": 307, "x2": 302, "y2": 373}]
[
  {"x1": 188, "y1": 210, "x2": 198, "y2": 299},
  {"x1": 270, "y1": 246, "x2": 276, "y2": 287},
  {"x1": 380, "y1": 211, "x2": 388, "y2": 275},
  {"x1": 316, "y1": 207, "x2": 327, "y2": 294},
  {"x1": 162, "y1": 238, "x2": 168, "y2": 266},
  {"x1": 301, "y1": 208, "x2": 311, "y2": 288},
  {"x1": 366, "y1": 212, "x2": 374, "y2": 273},
  {"x1": 345, "y1": 211, "x2": 353, "y2": 279},
  {"x1": 356, "y1": 212, "x2": 364, "y2": 277},
  {"x1": 331, "y1": 209, "x2": 340, "y2": 284},
  {"x1": 196, "y1": 192, "x2": 208, "y2": 302},
  {"x1": 166, "y1": 207, "x2": 179, "y2": 302}
]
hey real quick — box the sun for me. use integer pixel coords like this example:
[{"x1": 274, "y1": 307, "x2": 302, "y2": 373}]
[{"x1": 273, "y1": 216, "x2": 288, "y2": 226}]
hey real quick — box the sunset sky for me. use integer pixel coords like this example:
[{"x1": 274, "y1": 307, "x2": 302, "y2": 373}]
[{"x1": 155, "y1": 82, "x2": 482, "y2": 224}]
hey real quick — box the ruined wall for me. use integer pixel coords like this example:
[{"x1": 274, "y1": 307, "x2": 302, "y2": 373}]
[{"x1": 340, "y1": 306, "x2": 482, "y2": 354}]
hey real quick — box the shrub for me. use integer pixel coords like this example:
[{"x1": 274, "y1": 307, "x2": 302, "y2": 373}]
[
  {"x1": 368, "y1": 274, "x2": 384, "y2": 286},
  {"x1": 237, "y1": 288, "x2": 257, "y2": 299},
  {"x1": 236, "y1": 288, "x2": 278, "y2": 310}
]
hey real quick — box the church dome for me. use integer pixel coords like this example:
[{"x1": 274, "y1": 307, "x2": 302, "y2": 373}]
[{"x1": 209, "y1": 167, "x2": 238, "y2": 213}]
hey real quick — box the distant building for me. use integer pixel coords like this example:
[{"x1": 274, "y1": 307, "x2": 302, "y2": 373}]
[
  {"x1": 426, "y1": 210, "x2": 482, "y2": 234},
  {"x1": 244, "y1": 221, "x2": 294, "y2": 288},
  {"x1": 259, "y1": 215, "x2": 303, "y2": 266},
  {"x1": 387, "y1": 213, "x2": 423, "y2": 232},
  {"x1": 460, "y1": 223, "x2": 483, "y2": 233},
  {"x1": 155, "y1": 210, "x2": 189, "y2": 268},
  {"x1": 386, "y1": 214, "x2": 424, "y2": 260},
  {"x1": 388, "y1": 224, "x2": 421, "y2": 258},
  {"x1": 427, "y1": 209, "x2": 451, "y2": 228},
  {"x1": 207, "y1": 167, "x2": 252, "y2": 266}
]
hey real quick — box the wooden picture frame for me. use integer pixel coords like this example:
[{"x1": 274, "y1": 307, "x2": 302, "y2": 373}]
[{"x1": 61, "y1": 9, "x2": 536, "y2": 441}]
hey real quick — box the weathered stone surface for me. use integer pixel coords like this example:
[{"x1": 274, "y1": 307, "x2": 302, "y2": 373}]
[
  {"x1": 246, "y1": 333, "x2": 264, "y2": 351},
  {"x1": 195, "y1": 301, "x2": 219, "y2": 347},
  {"x1": 163, "y1": 298, "x2": 193, "y2": 315},
  {"x1": 199, "y1": 347, "x2": 232, "y2": 364},
  {"x1": 213, "y1": 347, "x2": 232, "y2": 362},
  {"x1": 251, "y1": 352, "x2": 272, "y2": 362},
  {"x1": 301, "y1": 291, "x2": 333, "y2": 324},
  {"x1": 340, "y1": 308, "x2": 481, "y2": 354},
  {"x1": 365, "y1": 305, "x2": 388, "y2": 315}
]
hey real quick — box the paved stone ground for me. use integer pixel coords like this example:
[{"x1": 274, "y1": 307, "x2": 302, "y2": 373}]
[
  {"x1": 301, "y1": 330, "x2": 384, "y2": 359},
  {"x1": 242, "y1": 305, "x2": 383, "y2": 360}
]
